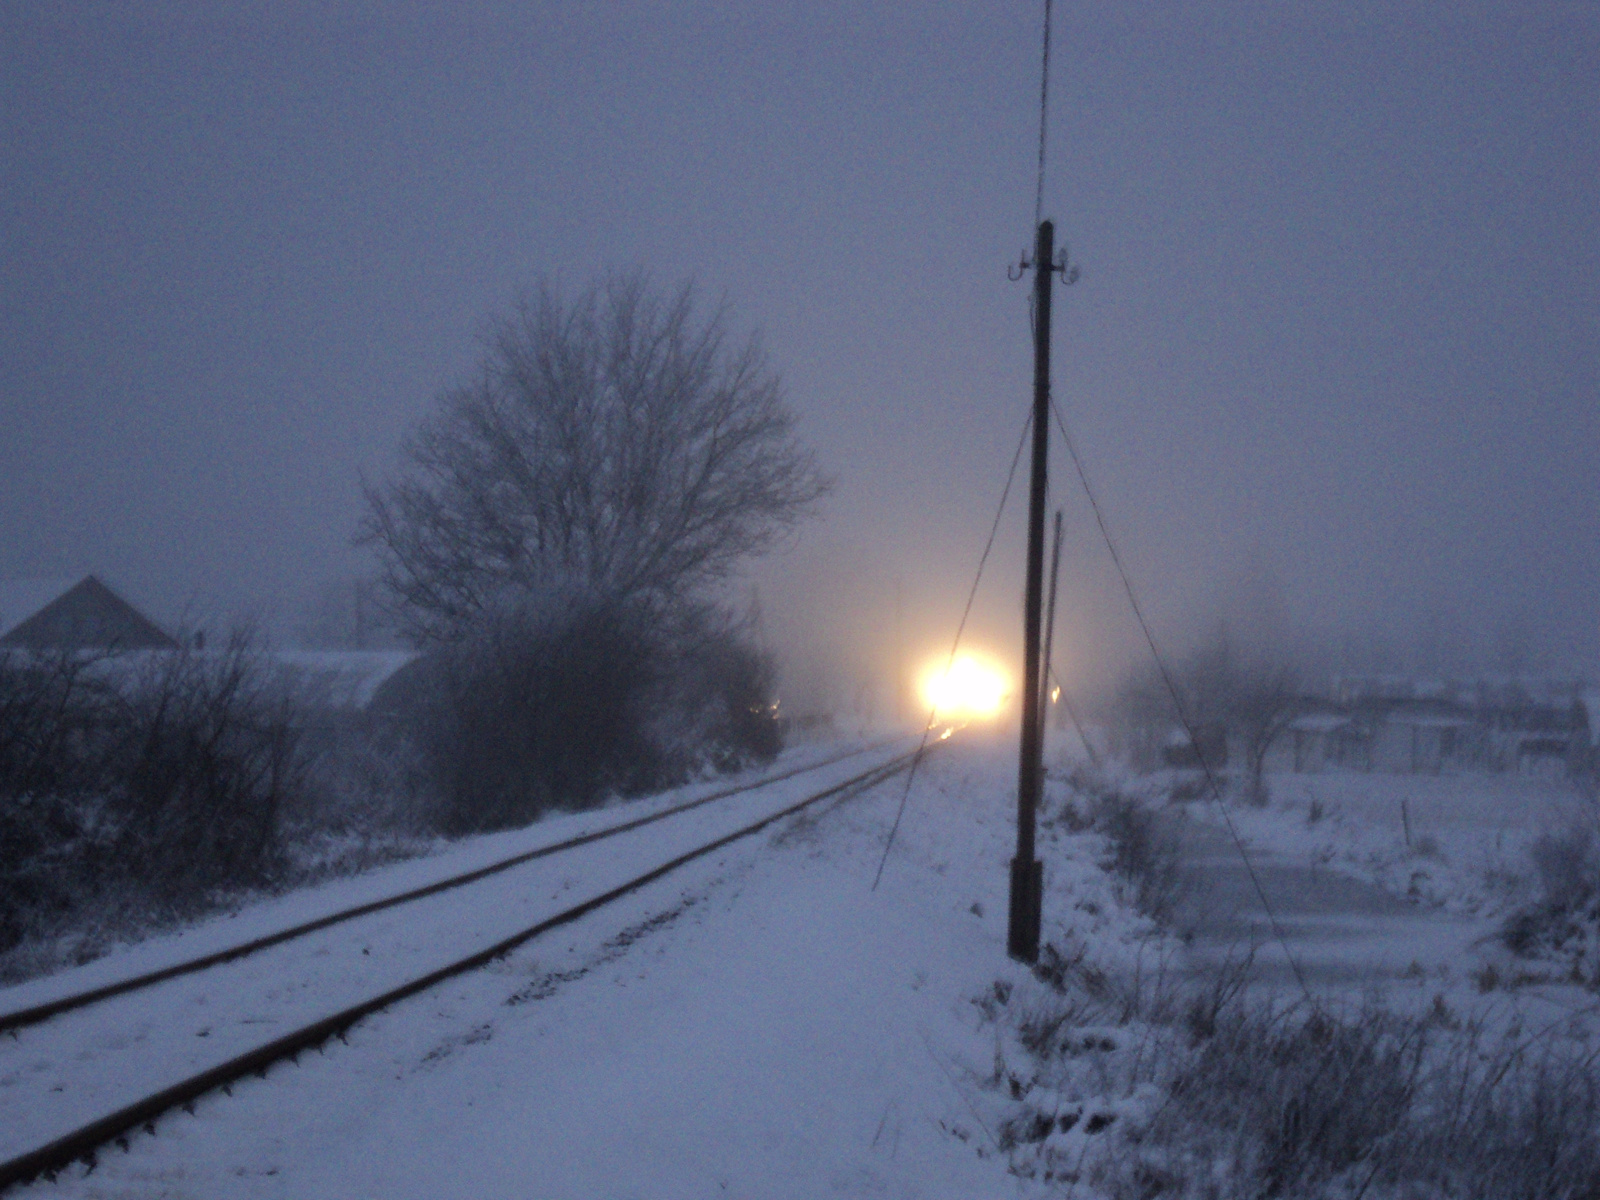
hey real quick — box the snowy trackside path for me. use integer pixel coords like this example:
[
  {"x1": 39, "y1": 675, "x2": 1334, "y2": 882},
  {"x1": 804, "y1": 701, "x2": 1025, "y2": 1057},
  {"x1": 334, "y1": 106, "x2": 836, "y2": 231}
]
[{"x1": 14, "y1": 737, "x2": 1054, "y2": 1200}]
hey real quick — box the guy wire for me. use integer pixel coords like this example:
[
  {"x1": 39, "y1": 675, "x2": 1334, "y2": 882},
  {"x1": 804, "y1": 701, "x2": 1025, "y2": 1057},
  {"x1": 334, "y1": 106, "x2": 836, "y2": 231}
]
[
  {"x1": 1047, "y1": 393, "x2": 1316, "y2": 1005},
  {"x1": 871, "y1": 409, "x2": 1034, "y2": 891}
]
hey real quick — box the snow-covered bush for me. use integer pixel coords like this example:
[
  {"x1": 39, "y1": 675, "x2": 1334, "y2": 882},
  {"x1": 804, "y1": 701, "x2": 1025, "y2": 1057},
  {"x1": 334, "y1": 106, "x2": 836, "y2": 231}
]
[
  {"x1": 1500, "y1": 825, "x2": 1600, "y2": 982},
  {"x1": 1092, "y1": 791, "x2": 1187, "y2": 924},
  {"x1": 0, "y1": 634, "x2": 306, "y2": 960},
  {"x1": 387, "y1": 589, "x2": 782, "y2": 835},
  {"x1": 1050, "y1": 766, "x2": 1187, "y2": 924},
  {"x1": 977, "y1": 944, "x2": 1600, "y2": 1198}
]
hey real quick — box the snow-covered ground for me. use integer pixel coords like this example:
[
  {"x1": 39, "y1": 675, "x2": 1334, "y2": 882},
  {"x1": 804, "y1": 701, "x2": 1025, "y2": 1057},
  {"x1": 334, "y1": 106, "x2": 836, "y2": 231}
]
[
  {"x1": 5, "y1": 732, "x2": 1098, "y2": 1199},
  {"x1": 1222, "y1": 768, "x2": 1595, "y2": 917},
  {"x1": 10, "y1": 740, "x2": 1597, "y2": 1198},
  {"x1": 2, "y1": 739, "x2": 905, "y2": 1173}
]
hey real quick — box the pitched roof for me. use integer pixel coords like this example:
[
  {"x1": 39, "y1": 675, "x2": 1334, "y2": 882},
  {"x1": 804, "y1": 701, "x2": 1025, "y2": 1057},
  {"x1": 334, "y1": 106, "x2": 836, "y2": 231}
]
[
  {"x1": 0, "y1": 575, "x2": 177, "y2": 650},
  {"x1": 0, "y1": 578, "x2": 81, "y2": 640}
]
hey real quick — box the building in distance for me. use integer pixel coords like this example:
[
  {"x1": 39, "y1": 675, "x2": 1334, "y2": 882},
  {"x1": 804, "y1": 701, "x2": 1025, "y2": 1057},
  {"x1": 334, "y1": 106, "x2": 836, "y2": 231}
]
[{"x1": 0, "y1": 575, "x2": 178, "y2": 652}]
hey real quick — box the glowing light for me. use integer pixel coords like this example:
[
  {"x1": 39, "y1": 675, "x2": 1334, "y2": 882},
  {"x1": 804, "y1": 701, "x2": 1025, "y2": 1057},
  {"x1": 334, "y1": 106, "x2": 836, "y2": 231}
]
[
  {"x1": 1050, "y1": 686, "x2": 1061, "y2": 703},
  {"x1": 919, "y1": 654, "x2": 1010, "y2": 722}
]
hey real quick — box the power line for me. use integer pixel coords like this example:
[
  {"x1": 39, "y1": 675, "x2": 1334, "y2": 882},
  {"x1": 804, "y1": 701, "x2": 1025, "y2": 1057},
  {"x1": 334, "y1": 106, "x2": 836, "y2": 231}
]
[
  {"x1": 1033, "y1": 0, "x2": 1054, "y2": 230},
  {"x1": 871, "y1": 409, "x2": 1034, "y2": 891},
  {"x1": 1024, "y1": 0, "x2": 1304, "y2": 998}
]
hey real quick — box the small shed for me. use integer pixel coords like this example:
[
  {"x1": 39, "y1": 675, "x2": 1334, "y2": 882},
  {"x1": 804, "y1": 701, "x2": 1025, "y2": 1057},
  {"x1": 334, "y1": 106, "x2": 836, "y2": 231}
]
[
  {"x1": 1377, "y1": 710, "x2": 1477, "y2": 775},
  {"x1": 1287, "y1": 712, "x2": 1351, "y2": 774},
  {"x1": 0, "y1": 576, "x2": 177, "y2": 652}
]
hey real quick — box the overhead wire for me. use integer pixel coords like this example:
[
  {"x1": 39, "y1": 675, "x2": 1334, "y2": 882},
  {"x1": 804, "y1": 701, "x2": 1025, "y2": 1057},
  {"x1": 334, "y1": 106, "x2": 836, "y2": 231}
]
[
  {"x1": 1048, "y1": 661, "x2": 1099, "y2": 767},
  {"x1": 1033, "y1": 0, "x2": 1054, "y2": 230},
  {"x1": 871, "y1": 409, "x2": 1034, "y2": 891}
]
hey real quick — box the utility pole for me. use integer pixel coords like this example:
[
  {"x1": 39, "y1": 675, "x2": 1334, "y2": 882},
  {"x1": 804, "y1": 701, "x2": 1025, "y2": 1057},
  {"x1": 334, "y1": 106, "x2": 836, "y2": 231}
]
[{"x1": 1009, "y1": 218, "x2": 1058, "y2": 964}]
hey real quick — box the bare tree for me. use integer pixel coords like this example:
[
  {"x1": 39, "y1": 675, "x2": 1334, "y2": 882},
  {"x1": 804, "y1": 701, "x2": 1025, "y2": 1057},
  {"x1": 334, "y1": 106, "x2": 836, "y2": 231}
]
[
  {"x1": 1113, "y1": 627, "x2": 1302, "y2": 802},
  {"x1": 1229, "y1": 659, "x2": 1303, "y2": 805},
  {"x1": 360, "y1": 272, "x2": 829, "y2": 642},
  {"x1": 1180, "y1": 628, "x2": 1302, "y2": 804}
]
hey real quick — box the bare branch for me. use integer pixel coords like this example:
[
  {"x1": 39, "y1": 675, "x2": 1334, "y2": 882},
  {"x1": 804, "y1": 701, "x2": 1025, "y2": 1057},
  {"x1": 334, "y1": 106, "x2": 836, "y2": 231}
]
[{"x1": 359, "y1": 271, "x2": 829, "y2": 642}]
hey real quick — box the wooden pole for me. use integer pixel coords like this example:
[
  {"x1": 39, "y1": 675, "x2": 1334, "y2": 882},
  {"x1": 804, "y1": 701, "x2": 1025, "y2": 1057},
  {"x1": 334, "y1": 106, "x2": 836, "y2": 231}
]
[{"x1": 1009, "y1": 219, "x2": 1053, "y2": 964}]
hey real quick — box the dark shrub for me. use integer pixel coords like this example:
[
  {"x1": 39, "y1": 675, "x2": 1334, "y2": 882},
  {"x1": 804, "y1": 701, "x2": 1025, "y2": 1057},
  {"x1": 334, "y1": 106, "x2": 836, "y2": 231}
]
[
  {"x1": 387, "y1": 590, "x2": 782, "y2": 835},
  {"x1": 396, "y1": 592, "x2": 670, "y2": 834},
  {"x1": 104, "y1": 635, "x2": 299, "y2": 906},
  {"x1": 655, "y1": 606, "x2": 782, "y2": 772},
  {"x1": 0, "y1": 634, "x2": 305, "y2": 957},
  {"x1": 0, "y1": 648, "x2": 123, "y2": 800}
]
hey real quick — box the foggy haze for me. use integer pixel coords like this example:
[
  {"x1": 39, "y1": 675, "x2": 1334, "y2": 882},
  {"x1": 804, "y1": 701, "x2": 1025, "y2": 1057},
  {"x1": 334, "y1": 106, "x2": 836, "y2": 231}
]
[{"x1": 4, "y1": 2, "x2": 1596, "y2": 709}]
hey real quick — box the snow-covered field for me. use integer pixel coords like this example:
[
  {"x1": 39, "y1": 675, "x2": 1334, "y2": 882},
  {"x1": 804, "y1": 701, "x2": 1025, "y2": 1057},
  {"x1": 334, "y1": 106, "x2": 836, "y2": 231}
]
[
  {"x1": 1090, "y1": 763, "x2": 1600, "y2": 1023},
  {"x1": 1225, "y1": 768, "x2": 1595, "y2": 917}
]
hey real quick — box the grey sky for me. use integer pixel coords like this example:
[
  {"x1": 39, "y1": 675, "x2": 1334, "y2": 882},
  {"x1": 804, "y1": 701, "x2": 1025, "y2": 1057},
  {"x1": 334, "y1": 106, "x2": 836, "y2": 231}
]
[{"x1": 3, "y1": 3, "x2": 1596, "y2": 697}]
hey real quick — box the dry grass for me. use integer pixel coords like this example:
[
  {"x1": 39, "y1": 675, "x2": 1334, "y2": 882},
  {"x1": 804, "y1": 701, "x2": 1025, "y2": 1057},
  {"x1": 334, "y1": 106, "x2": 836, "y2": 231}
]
[
  {"x1": 976, "y1": 943, "x2": 1600, "y2": 1198},
  {"x1": 1050, "y1": 767, "x2": 1188, "y2": 925}
]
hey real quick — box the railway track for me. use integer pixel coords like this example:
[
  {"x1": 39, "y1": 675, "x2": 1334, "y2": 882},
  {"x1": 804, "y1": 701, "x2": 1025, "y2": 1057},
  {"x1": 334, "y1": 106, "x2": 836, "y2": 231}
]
[
  {"x1": 0, "y1": 740, "x2": 929, "y2": 1191},
  {"x1": 0, "y1": 738, "x2": 888, "y2": 1037}
]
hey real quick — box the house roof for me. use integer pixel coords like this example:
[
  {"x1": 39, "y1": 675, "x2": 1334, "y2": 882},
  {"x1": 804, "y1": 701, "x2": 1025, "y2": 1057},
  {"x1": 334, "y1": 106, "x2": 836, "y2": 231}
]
[
  {"x1": 0, "y1": 577, "x2": 80, "y2": 639},
  {"x1": 0, "y1": 574, "x2": 177, "y2": 650}
]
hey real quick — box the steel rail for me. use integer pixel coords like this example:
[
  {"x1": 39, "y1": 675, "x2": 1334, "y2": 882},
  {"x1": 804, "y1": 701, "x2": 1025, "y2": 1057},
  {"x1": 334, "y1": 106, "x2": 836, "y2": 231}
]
[
  {"x1": 0, "y1": 744, "x2": 929, "y2": 1191},
  {"x1": 0, "y1": 740, "x2": 893, "y2": 1036}
]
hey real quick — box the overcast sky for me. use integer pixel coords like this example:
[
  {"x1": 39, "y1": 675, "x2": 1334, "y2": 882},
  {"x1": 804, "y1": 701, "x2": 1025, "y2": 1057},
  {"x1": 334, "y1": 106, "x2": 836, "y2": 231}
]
[{"x1": 3, "y1": 2, "x2": 1596, "y2": 701}]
